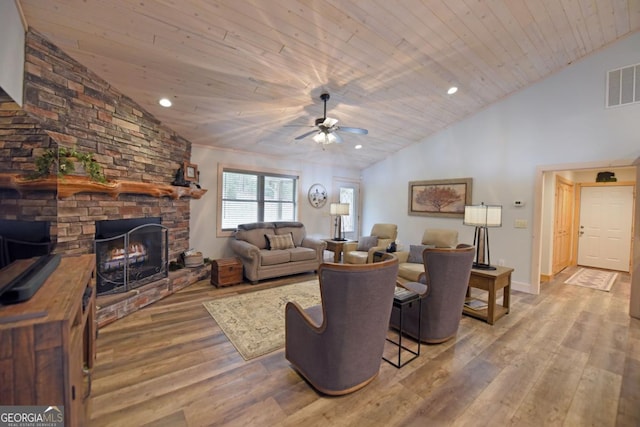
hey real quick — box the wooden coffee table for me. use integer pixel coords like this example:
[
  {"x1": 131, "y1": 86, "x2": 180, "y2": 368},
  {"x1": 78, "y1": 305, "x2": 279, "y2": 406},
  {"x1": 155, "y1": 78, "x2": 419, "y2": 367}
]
[{"x1": 463, "y1": 266, "x2": 514, "y2": 325}]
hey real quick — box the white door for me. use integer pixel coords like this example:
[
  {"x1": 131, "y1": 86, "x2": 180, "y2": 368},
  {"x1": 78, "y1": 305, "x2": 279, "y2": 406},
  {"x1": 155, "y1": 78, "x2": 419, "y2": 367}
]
[
  {"x1": 577, "y1": 186, "x2": 633, "y2": 271},
  {"x1": 333, "y1": 179, "x2": 360, "y2": 241}
]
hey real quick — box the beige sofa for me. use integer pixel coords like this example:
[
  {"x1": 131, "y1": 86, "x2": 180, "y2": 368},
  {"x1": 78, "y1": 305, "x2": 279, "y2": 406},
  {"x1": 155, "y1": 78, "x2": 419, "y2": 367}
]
[
  {"x1": 229, "y1": 221, "x2": 326, "y2": 284},
  {"x1": 396, "y1": 229, "x2": 459, "y2": 283}
]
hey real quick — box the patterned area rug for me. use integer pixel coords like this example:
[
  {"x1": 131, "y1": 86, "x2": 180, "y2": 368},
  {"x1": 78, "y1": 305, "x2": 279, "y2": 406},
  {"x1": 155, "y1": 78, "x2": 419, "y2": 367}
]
[
  {"x1": 564, "y1": 268, "x2": 618, "y2": 292},
  {"x1": 203, "y1": 280, "x2": 321, "y2": 360}
]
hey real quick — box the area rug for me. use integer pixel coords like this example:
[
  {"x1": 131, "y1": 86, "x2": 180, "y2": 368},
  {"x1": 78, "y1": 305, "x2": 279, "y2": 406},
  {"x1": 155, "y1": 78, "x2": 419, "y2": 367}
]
[
  {"x1": 564, "y1": 268, "x2": 618, "y2": 292},
  {"x1": 203, "y1": 280, "x2": 321, "y2": 360}
]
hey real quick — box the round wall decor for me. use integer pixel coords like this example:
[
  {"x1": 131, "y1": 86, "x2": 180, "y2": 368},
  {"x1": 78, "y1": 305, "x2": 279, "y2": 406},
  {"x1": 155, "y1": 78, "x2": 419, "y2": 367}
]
[{"x1": 308, "y1": 183, "x2": 327, "y2": 208}]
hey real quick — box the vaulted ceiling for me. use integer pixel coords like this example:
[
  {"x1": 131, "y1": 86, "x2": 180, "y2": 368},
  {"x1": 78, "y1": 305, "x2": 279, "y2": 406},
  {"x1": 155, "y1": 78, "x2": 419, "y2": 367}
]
[{"x1": 17, "y1": 1, "x2": 640, "y2": 169}]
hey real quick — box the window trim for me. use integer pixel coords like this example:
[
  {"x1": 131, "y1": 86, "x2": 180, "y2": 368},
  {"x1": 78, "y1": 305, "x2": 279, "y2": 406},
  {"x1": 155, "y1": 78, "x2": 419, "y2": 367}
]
[{"x1": 217, "y1": 163, "x2": 301, "y2": 237}]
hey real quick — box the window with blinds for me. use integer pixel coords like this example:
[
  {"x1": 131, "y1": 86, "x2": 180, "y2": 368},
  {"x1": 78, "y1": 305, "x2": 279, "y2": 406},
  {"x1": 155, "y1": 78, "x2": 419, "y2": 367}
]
[{"x1": 221, "y1": 169, "x2": 297, "y2": 230}]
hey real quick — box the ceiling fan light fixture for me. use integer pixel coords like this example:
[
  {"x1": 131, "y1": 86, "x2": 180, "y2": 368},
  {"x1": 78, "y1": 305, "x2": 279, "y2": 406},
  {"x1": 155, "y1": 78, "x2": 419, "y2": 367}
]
[
  {"x1": 313, "y1": 132, "x2": 339, "y2": 145},
  {"x1": 294, "y1": 91, "x2": 367, "y2": 144},
  {"x1": 447, "y1": 86, "x2": 458, "y2": 95},
  {"x1": 312, "y1": 132, "x2": 326, "y2": 144}
]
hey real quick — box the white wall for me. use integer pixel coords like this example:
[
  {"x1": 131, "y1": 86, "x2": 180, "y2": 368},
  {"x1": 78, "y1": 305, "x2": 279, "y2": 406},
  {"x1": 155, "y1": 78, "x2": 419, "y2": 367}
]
[
  {"x1": 571, "y1": 168, "x2": 637, "y2": 183},
  {"x1": 0, "y1": 1, "x2": 25, "y2": 105},
  {"x1": 361, "y1": 32, "x2": 640, "y2": 293},
  {"x1": 189, "y1": 146, "x2": 360, "y2": 259}
]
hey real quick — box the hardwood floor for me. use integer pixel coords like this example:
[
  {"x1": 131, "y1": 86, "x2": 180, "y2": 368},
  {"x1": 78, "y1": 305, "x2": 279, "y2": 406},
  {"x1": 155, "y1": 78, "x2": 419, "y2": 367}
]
[{"x1": 88, "y1": 268, "x2": 640, "y2": 426}]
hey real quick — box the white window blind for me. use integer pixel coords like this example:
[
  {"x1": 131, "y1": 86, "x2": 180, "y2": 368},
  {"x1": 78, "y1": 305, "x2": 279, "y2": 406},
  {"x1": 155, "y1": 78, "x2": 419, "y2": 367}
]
[{"x1": 221, "y1": 169, "x2": 297, "y2": 230}]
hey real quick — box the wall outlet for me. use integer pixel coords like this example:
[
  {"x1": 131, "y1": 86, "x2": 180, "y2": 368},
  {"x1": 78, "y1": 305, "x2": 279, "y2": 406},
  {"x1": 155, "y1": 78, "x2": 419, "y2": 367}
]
[{"x1": 514, "y1": 219, "x2": 528, "y2": 228}]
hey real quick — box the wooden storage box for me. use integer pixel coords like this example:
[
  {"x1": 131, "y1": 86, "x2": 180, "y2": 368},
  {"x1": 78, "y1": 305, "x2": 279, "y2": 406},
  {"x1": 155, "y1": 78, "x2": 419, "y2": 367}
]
[{"x1": 211, "y1": 257, "x2": 243, "y2": 287}]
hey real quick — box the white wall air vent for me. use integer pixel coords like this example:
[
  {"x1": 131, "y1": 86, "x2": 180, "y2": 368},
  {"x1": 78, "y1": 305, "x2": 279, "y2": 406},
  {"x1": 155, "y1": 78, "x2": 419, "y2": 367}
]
[{"x1": 607, "y1": 63, "x2": 640, "y2": 108}]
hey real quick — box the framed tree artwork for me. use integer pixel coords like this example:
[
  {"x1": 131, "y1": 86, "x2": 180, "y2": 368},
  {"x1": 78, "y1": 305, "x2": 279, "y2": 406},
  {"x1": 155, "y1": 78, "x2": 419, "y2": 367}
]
[{"x1": 408, "y1": 178, "x2": 472, "y2": 218}]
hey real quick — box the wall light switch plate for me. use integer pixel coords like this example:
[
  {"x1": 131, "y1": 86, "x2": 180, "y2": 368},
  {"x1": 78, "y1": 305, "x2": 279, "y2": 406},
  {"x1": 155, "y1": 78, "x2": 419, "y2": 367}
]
[{"x1": 514, "y1": 219, "x2": 528, "y2": 228}]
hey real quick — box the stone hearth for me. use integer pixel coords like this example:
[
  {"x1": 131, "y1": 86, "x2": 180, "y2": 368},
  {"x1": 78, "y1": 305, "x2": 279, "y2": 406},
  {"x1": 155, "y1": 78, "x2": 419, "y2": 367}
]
[{"x1": 97, "y1": 264, "x2": 210, "y2": 328}]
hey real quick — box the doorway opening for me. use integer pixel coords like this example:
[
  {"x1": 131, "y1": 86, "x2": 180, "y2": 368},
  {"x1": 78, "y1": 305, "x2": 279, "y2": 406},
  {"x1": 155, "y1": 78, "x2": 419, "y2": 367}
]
[
  {"x1": 533, "y1": 163, "x2": 637, "y2": 295},
  {"x1": 332, "y1": 178, "x2": 360, "y2": 241}
]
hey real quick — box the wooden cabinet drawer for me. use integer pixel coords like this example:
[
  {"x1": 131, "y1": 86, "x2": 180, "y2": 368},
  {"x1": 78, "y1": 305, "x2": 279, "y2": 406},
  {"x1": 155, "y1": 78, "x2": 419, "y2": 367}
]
[
  {"x1": 468, "y1": 273, "x2": 491, "y2": 290},
  {"x1": 211, "y1": 258, "x2": 243, "y2": 287}
]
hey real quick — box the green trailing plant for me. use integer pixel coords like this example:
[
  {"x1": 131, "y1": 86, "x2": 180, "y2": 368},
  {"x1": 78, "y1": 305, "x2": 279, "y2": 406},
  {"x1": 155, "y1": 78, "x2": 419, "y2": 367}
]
[
  {"x1": 169, "y1": 260, "x2": 185, "y2": 271},
  {"x1": 29, "y1": 147, "x2": 107, "y2": 183}
]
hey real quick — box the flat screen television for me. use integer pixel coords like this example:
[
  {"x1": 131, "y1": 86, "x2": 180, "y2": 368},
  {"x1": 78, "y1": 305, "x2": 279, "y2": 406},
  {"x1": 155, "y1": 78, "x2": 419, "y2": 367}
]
[{"x1": 0, "y1": 220, "x2": 54, "y2": 269}]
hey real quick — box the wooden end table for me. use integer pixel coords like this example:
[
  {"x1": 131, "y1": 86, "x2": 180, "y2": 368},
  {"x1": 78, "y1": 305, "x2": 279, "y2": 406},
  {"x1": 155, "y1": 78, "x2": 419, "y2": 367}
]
[
  {"x1": 323, "y1": 239, "x2": 353, "y2": 263},
  {"x1": 463, "y1": 266, "x2": 514, "y2": 325}
]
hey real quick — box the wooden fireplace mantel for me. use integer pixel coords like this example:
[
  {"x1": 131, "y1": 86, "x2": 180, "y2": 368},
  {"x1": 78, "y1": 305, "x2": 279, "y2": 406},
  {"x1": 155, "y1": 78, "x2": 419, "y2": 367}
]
[{"x1": 0, "y1": 173, "x2": 207, "y2": 199}]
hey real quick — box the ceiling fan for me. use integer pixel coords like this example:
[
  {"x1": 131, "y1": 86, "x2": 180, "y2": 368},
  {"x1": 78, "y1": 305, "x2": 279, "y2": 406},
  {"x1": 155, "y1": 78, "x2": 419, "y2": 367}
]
[{"x1": 293, "y1": 92, "x2": 368, "y2": 145}]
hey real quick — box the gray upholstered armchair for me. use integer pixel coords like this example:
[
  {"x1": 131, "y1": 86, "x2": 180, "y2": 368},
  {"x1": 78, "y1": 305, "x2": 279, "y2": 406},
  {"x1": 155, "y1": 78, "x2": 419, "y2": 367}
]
[
  {"x1": 390, "y1": 245, "x2": 474, "y2": 344},
  {"x1": 343, "y1": 223, "x2": 398, "y2": 264},
  {"x1": 285, "y1": 253, "x2": 398, "y2": 395}
]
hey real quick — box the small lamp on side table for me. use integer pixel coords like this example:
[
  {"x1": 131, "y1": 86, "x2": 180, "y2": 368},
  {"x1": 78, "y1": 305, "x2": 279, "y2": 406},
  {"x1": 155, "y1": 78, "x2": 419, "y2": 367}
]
[
  {"x1": 464, "y1": 203, "x2": 502, "y2": 270},
  {"x1": 330, "y1": 203, "x2": 350, "y2": 241}
]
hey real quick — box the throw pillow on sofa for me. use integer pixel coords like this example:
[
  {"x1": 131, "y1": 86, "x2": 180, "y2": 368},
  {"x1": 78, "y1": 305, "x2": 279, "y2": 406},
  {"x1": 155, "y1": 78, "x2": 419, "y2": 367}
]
[
  {"x1": 265, "y1": 233, "x2": 295, "y2": 250},
  {"x1": 356, "y1": 236, "x2": 378, "y2": 251},
  {"x1": 407, "y1": 244, "x2": 434, "y2": 263}
]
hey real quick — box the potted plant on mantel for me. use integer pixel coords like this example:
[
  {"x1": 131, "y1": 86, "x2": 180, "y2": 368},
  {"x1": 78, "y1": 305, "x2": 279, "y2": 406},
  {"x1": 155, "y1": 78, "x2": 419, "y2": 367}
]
[
  {"x1": 0, "y1": 146, "x2": 207, "y2": 199},
  {"x1": 29, "y1": 146, "x2": 107, "y2": 183}
]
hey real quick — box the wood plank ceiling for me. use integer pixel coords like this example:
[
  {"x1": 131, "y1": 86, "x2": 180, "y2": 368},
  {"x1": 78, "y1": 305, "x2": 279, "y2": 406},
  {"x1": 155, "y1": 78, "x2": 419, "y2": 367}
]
[{"x1": 17, "y1": 1, "x2": 640, "y2": 170}]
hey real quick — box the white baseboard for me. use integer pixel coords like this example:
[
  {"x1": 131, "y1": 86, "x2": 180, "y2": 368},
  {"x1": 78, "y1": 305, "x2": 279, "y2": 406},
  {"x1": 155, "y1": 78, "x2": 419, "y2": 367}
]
[{"x1": 512, "y1": 280, "x2": 536, "y2": 294}]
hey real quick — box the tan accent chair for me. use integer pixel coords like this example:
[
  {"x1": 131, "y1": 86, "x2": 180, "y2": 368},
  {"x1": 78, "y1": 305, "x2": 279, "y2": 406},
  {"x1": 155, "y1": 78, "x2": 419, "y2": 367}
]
[
  {"x1": 391, "y1": 245, "x2": 474, "y2": 343},
  {"x1": 396, "y1": 229, "x2": 459, "y2": 283},
  {"x1": 342, "y1": 223, "x2": 398, "y2": 264},
  {"x1": 285, "y1": 253, "x2": 398, "y2": 395}
]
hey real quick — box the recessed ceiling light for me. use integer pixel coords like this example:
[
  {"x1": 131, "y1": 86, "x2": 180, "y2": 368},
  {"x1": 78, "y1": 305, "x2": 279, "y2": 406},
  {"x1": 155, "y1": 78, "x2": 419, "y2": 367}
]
[
  {"x1": 355, "y1": 144, "x2": 362, "y2": 150},
  {"x1": 447, "y1": 86, "x2": 458, "y2": 95},
  {"x1": 159, "y1": 98, "x2": 172, "y2": 107}
]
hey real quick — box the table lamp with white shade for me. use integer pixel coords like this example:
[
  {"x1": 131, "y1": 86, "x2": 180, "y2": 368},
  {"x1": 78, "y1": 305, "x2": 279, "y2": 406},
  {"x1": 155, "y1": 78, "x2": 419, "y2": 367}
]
[
  {"x1": 464, "y1": 203, "x2": 502, "y2": 270},
  {"x1": 330, "y1": 203, "x2": 350, "y2": 241}
]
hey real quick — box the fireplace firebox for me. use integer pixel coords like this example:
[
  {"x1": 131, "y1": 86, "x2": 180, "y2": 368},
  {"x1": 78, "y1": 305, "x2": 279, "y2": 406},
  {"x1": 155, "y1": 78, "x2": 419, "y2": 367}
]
[{"x1": 94, "y1": 217, "x2": 168, "y2": 295}]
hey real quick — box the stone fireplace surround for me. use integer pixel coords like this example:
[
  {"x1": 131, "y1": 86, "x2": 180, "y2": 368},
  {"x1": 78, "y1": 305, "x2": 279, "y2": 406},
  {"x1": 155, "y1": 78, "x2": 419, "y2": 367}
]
[{"x1": 0, "y1": 30, "x2": 210, "y2": 326}]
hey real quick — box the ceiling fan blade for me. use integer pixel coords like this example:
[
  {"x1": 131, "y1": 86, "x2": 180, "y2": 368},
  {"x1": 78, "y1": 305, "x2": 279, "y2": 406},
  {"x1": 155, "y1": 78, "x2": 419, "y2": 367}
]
[
  {"x1": 338, "y1": 126, "x2": 368, "y2": 135},
  {"x1": 294, "y1": 129, "x2": 320, "y2": 140}
]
